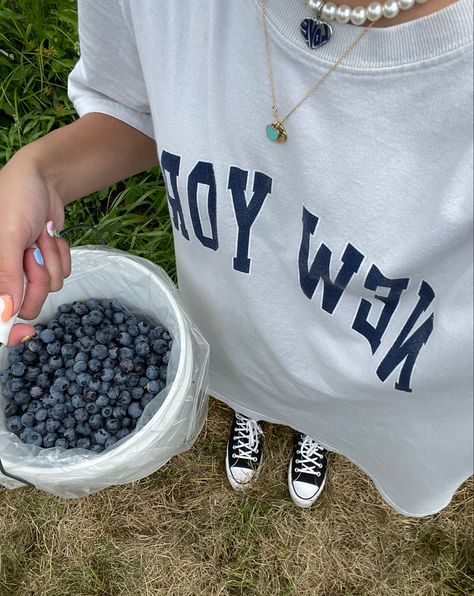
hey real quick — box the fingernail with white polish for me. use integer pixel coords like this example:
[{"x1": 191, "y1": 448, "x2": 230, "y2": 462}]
[
  {"x1": 46, "y1": 221, "x2": 60, "y2": 237},
  {"x1": 33, "y1": 247, "x2": 45, "y2": 266},
  {"x1": 0, "y1": 295, "x2": 14, "y2": 323}
]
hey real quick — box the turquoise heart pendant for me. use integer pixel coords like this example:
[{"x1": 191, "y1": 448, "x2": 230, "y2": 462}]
[{"x1": 266, "y1": 121, "x2": 287, "y2": 143}]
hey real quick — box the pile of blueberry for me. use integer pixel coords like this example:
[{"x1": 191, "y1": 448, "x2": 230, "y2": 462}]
[{"x1": 0, "y1": 298, "x2": 172, "y2": 453}]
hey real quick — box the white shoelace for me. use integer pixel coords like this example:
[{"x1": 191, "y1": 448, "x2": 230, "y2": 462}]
[
  {"x1": 295, "y1": 435, "x2": 325, "y2": 476},
  {"x1": 233, "y1": 414, "x2": 263, "y2": 462}
]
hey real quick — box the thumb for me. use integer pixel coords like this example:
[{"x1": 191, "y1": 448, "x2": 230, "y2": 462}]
[{"x1": 0, "y1": 236, "x2": 28, "y2": 319}]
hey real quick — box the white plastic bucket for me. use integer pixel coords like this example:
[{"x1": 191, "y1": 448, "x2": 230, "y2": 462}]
[{"x1": 0, "y1": 246, "x2": 209, "y2": 498}]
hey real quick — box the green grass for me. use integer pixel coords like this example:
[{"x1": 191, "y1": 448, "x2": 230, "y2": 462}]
[
  {"x1": 0, "y1": 2, "x2": 473, "y2": 595},
  {"x1": 0, "y1": 0, "x2": 175, "y2": 279}
]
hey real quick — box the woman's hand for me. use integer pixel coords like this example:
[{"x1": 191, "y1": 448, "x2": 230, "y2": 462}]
[{"x1": 0, "y1": 153, "x2": 71, "y2": 345}]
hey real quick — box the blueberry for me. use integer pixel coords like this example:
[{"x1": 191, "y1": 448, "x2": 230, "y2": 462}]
[
  {"x1": 55, "y1": 438, "x2": 68, "y2": 449},
  {"x1": 114, "y1": 372, "x2": 127, "y2": 385},
  {"x1": 35, "y1": 421, "x2": 47, "y2": 435},
  {"x1": 82, "y1": 325, "x2": 96, "y2": 338},
  {"x1": 113, "y1": 312, "x2": 125, "y2": 325},
  {"x1": 127, "y1": 324, "x2": 139, "y2": 337},
  {"x1": 39, "y1": 328, "x2": 56, "y2": 343},
  {"x1": 108, "y1": 346, "x2": 119, "y2": 360},
  {"x1": 100, "y1": 368, "x2": 115, "y2": 382},
  {"x1": 73, "y1": 360, "x2": 88, "y2": 374},
  {"x1": 10, "y1": 362, "x2": 26, "y2": 377},
  {"x1": 87, "y1": 310, "x2": 104, "y2": 326},
  {"x1": 159, "y1": 368, "x2": 168, "y2": 383},
  {"x1": 74, "y1": 408, "x2": 88, "y2": 423},
  {"x1": 61, "y1": 344, "x2": 77, "y2": 360},
  {"x1": 75, "y1": 351, "x2": 89, "y2": 363},
  {"x1": 4, "y1": 403, "x2": 19, "y2": 417},
  {"x1": 24, "y1": 429, "x2": 43, "y2": 446},
  {"x1": 63, "y1": 427, "x2": 76, "y2": 442},
  {"x1": 48, "y1": 355, "x2": 63, "y2": 371},
  {"x1": 34, "y1": 408, "x2": 48, "y2": 422},
  {"x1": 121, "y1": 416, "x2": 133, "y2": 428},
  {"x1": 65, "y1": 368, "x2": 77, "y2": 382},
  {"x1": 146, "y1": 365, "x2": 159, "y2": 381},
  {"x1": 96, "y1": 395, "x2": 109, "y2": 408},
  {"x1": 13, "y1": 390, "x2": 31, "y2": 406},
  {"x1": 30, "y1": 386, "x2": 43, "y2": 399},
  {"x1": 28, "y1": 339, "x2": 44, "y2": 353},
  {"x1": 117, "y1": 332, "x2": 132, "y2": 347},
  {"x1": 162, "y1": 331, "x2": 172, "y2": 341},
  {"x1": 88, "y1": 378, "x2": 101, "y2": 392},
  {"x1": 71, "y1": 395, "x2": 86, "y2": 409},
  {"x1": 77, "y1": 437, "x2": 91, "y2": 449},
  {"x1": 63, "y1": 415, "x2": 77, "y2": 429},
  {"x1": 72, "y1": 301, "x2": 89, "y2": 316},
  {"x1": 89, "y1": 414, "x2": 104, "y2": 430},
  {"x1": 88, "y1": 359, "x2": 101, "y2": 373},
  {"x1": 91, "y1": 344, "x2": 108, "y2": 360},
  {"x1": 105, "y1": 418, "x2": 121, "y2": 432},
  {"x1": 90, "y1": 444, "x2": 104, "y2": 453},
  {"x1": 112, "y1": 406, "x2": 126, "y2": 419},
  {"x1": 52, "y1": 404, "x2": 66, "y2": 420},
  {"x1": 135, "y1": 342, "x2": 150, "y2": 357},
  {"x1": 119, "y1": 360, "x2": 134, "y2": 373},
  {"x1": 95, "y1": 329, "x2": 112, "y2": 344},
  {"x1": 127, "y1": 402, "x2": 143, "y2": 419},
  {"x1": 11, "y1": 378, "x2": 25, "y2": 392},
  {"x1": 83, "y1": 389, "x2": 97, "y2": 402},
  {"x1": 131, "y1": 386, "x2": 144, "y2": 400},
  {"x1": 101, "y1": 406, "x2": 113, "y2": 418},
  {"x1": 146, "y1": 380, "x2": 161, "y2": 395},
  {"x1": 105, "y1": 436, "x2": 118, "y2": 448},
  {"x1": 52, "y1": 377, "x2": 69, "y2": 392},
  {"x1": 152, "y1": 339, "x2": 168, "y2": 355},
  {"x1": 76, "y1": 422, "x2": 92, "y2": 436},
  {"x1": 24, "y1": 366, "x2": 41, "y2": 382},
  {"x1": 6, "y1": 416, "x2": 23, "y2": 433},
  {"x1": 118, "y1": 392, "x2": 131, "y2": 407},
  {"x1": 107, "y1": 387, "x2": 120, "y2": 401},
  {"x1": 85, "y1": 402, "x2": 99, "y2": 415},
  {"x1": 137, "y1": 321, "x2": 151, "y2": 335},
  {"x1": 46, "y1": 340, "x2": 62, "y2": 356},
  {"x1": 94, "y1": 428, "x2": 110, "y2": 446},
  {"x1": 76, "y1": 372, "x2": 91, "y2": 387},
  {"x1": 162, "y1": 351, "x2": 171, "y2": 365},
  {"x1": 36, "y1": 373, "x2": 51, "y2": 389},
  {"x1": 63, "y1": 333, "x2": 74, "y2": 344},
  {"x1": 86, "y1": 298, "x2": 100, "y2": 311},
  {"x1": 58, "y1": 303, "x2": 73, "y2": 314},
  {"x1": 46, "y1": 418, "x2": 61, "y2": 432},
  {"x1": 43, "y1": 432, "x2": 58, "y2": 448}
]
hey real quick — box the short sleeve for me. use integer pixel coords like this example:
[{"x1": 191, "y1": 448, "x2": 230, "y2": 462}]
[{"x1": 68, "y1": 0, "x2": 154, "y2": 139}]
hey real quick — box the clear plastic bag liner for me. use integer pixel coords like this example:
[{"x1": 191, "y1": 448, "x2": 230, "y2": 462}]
[{"x1": 0, "y1": 246, "x2": 209, "y2": 498}]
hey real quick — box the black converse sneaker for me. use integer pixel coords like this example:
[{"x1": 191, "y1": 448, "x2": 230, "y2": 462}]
[
  {"x1": 288, "y1": 432, "x2": 328, "y2": 508},
  {"x1": 225, "y1": 412, "x2": 264, "y2": 491}
]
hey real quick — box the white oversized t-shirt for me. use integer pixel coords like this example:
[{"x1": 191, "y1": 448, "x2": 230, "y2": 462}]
[{"x1": 68, "y1": 0, "x2": 473, "y2": 516}]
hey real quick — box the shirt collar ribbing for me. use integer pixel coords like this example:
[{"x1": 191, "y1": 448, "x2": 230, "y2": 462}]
[{"x1": 258, "y1": 0, "x2": 473, "y2": 68}]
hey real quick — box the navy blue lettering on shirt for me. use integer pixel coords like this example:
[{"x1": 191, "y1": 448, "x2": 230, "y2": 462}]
[{"x1": 159, "y1": 149, "x2": 435, "y2": 393}]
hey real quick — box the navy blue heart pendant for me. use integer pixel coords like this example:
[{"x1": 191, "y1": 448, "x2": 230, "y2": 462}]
[{"x1": 300, "y1": 18, "x2": 332, "y2": 49}]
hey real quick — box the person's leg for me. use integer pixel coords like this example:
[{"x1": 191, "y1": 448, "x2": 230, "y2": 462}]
[
  {"x1": 288, "y1": 432, "x2": 328, "y2": 508},
  {"x1": 225, "y1": 412, "x2": 263, "y2": 490}
]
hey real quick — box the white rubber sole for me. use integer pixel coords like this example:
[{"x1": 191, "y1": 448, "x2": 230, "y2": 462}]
[{"x1": 287, "y1": 462, "x2": 326, "y2": 508}]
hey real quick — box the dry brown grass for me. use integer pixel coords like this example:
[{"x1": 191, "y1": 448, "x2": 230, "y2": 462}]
[{"x1": 0, "y1": 398, "x2": 473, "y2": 596}]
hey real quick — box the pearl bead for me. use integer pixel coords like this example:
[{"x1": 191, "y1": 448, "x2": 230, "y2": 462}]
[
  {"x1": 308, "y1": 0, "x2": 325, "y2": 11},
  {"x1": 350, "y1": 7, "x2": 367, "y2": 25},
  {"x1": 383, "y1": 0, "x2": 400, "y2": 18},
  {"x1": 335, "y1": 5, "x2": 352, "y2": 23},
  {"x1": 321, "y1": 2, "x2": 338, "y2": 21},
  {"x1": 398, "y1": 0, "x2": 415, "y2": 10},
  {"x1": 367, "y1": 2, "x2": 383, "y2": 21}
]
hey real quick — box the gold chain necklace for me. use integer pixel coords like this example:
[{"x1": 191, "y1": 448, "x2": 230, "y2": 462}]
[{"x1": 260, "y1": 0, "x2": 375, "y2": 143}]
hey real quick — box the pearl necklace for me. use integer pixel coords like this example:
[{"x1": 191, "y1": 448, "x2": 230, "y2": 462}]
[{"x1": 301, "y1": 0, "x2": 430, "y2": 48}]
